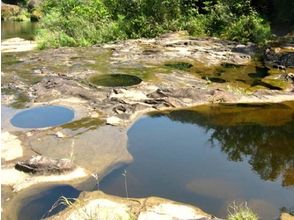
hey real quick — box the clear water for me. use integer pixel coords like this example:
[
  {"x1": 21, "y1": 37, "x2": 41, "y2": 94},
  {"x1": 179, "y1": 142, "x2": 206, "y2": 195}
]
[
  {"x1": 18, "y1": 185, "x2": 80, "y2": 220},
  {"x1": 1, "y1": 21, "x2": 38, "y2": 40},
  {"x1": 10, "y1": 106, "x2": 75, "y2": 128},
  {"x1": 100, "y1": 102, "x2": 294, "y2": 219}
]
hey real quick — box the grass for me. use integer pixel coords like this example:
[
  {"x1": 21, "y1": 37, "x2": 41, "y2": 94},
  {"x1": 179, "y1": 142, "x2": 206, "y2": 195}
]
[
  {"x1": 43, "y1": 196, "x2": 135, "y2": 220},
  {"x1": 228, "y1": 202, "x2": 259, "y2": 220}
]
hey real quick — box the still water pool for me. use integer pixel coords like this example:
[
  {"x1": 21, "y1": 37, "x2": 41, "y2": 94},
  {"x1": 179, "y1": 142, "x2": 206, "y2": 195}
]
[
  {"x1": 1, "y1": 21, "x2": 38, "y2": 40},
  {"x1": 10, "y1": 105, "x2": 74, "y2": 128},
  {"x1": 100, "y1": 102, "x2": 294, "y2": 219}
]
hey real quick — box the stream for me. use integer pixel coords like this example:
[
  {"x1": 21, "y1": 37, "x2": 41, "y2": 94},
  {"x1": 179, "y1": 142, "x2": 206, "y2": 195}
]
[{"x1": 1, "y1": 21, "x2": 294, "y2": 220}]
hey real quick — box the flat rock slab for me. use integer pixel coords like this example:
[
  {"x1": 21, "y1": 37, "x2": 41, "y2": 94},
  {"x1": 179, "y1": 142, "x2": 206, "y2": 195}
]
[
  {"x1": 1, "y1": 132, "x2": 23, "y2": 161},
  {"x1": 29, "y1": 125, "x2": 133, "y2": 175},
  {"x1": 1, "y1": 38, "x2": 37, "y2": 53},
  {"x1": 104, "y1": 31, "x2": 253, "y2": 67}
]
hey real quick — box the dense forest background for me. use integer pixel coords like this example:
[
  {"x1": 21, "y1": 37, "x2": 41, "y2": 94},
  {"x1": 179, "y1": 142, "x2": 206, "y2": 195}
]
[{"x1": 2, "y1": 0, "x2": 294, "y2": 48}]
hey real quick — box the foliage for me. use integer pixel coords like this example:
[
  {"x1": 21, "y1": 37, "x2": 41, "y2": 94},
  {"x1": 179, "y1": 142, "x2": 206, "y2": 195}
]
[{"x1": 37, "y1": 0, "x2": 272, "y2": 48}]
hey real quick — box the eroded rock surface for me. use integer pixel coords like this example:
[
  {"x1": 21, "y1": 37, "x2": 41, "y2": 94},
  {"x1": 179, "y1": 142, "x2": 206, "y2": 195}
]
[
  {"x1": 104, "y1": 31, "x2": 253, "y2": 67},
  {"x1": 49, "y1": 191, "x2": 222, "y2": 220}
]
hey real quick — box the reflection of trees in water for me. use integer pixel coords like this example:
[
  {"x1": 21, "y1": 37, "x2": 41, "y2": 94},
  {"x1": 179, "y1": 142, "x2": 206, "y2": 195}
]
[
  {"x1": 153, "y1": 107, "x2": 294, "y2": 186},
  {"x1": 209, "y1": 124, "x2": 294, "y2": 186}
]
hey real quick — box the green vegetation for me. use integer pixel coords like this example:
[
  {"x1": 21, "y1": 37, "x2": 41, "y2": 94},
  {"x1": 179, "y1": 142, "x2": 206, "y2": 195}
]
[
  {"x1": 228, "y1": 202, "x2": 258, "y2": 220},
  {"x1": 165, "y1": 62, "x2": 193, "y2": 71},
  {"x1": 37, "y1": 0, "x2": 271, "y2": 48},
  {"x1": 89, "y1": 74, "x2": 142, "y2": 87}
]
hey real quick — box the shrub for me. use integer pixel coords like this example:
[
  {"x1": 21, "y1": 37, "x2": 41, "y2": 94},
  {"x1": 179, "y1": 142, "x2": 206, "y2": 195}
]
[
  {"x1": 222, "y1": 13, "x2": 271, "y2": 44},
  {"x1": 37, "y1": 0, "x2": 272, "y2": 48}
]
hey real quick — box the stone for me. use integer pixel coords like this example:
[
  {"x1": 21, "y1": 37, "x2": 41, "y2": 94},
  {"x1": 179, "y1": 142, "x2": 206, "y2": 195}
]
[
  {"x1": 1, "y1": 38, "x2": 37, "y2": 53},
  {"x1": 1, "y1": 3, "x2": 21, "y2": 20},
  {"x1": 264, "y1": 47, "x2": 294, "y2": 69},
  {"x1": 48, "y1": 191, "x2": 218, "y2": 220},
  {"x1": 106, "y1": 116, "x2": 122, "y2": 125},
  {"x1": 280, "y1": 213, "x2": 294, "y2": 220},
  {"x1": 15, "y1": 155, "x2": 76, "y2": 174}
]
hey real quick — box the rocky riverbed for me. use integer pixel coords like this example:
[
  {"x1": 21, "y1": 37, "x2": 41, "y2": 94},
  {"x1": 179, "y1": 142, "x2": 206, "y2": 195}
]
[{"x1": 1, "y1": 31, "x2": 294, "y2": 219}]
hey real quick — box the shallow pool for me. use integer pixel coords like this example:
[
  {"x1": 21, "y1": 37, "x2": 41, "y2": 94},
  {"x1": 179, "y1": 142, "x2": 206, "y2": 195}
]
[{"x1": 10, "y1": 105, "x2": 74, "y2": 128}]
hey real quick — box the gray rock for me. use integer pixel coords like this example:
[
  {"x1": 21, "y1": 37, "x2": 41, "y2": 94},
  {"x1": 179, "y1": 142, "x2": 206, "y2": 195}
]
[{"x1": 15, "y1": 155, "x2": 75, "y2": 174}]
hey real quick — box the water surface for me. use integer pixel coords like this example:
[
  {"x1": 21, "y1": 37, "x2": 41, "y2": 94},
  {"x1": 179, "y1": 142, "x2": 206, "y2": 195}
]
[
  {"x1": 101, "y1": 102, "x2": 294, "y2": 219},
  {"x1": 10, "y1": 105, "x2": 75, "y2": 128},
  {"x1": 1, "y1": 21, "x2": 38, "y2": 40},
  {"x1": 18, "y1": 185, "x2": 80, "y2": 220}
]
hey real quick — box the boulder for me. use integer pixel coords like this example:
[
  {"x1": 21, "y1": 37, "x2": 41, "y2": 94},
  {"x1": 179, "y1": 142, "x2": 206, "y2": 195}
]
[
  {"x1": 15, "y1": 155, "x2": 76, "y2": 174},
  {"x1": 280, "y1": 213, "x2": 294, "y2": 220},
  {"x1": 264, "y1": 47, "x2": 294, "y2": 69},
  {"x1": 1, "y1": 2, "x2": 21, "y2": 20}
]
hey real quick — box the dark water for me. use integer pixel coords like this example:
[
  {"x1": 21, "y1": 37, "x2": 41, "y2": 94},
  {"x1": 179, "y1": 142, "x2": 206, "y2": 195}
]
[
  {"x1": 89, "y1": 74, "x2": 142, "y2": 87},
  {"x1": 18, "y1": 185, "x2": 80, "y2": 220},
  {"x1": 100, "y1": 102, "x2": 294, "y2": 219},
  {"x1": 1, "y1": 21, "x2": 38, "y2": 40},
  {"x1": 10, "y1": 106, "x2": 75, "y2": 128}
]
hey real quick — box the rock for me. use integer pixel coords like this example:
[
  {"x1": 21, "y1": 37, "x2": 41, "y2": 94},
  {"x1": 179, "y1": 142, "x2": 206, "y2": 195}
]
[
  {"x1": 264, "y1": 47, "x2": 294, "y2": 69},
  {"x1": 1, "y1": 166, "x2": 87, "y2": 192},
  {"x1": 1, "y1": 132, "x2": 23, "y2": 161},
  {"x1": 48, "y1": 191, "x2": 219, "y2": 220},
  {"x1": 1, "y1": 3, "x2": 21, "y2": 20},
  {"x1": 280, "y1": 213, "x2": 294, "y2": 220},
  {"x1": 286, "y1": 73, "x2": 294, "y2": 82},
  {"x1": 261, "y1": 75, "x2": 293, "y2": 91},
  {"x1": 15, "y1": 155, "x2": 76, "y2": 174},
  {"x1": 1, "y1": 38, "x2": 37, "y2": 53},
  {"x1": 27, "y1": 0, "x2": 42, "y2": 10},
  {"x1": 106, "y1": 116, "x2": 122, "y2": 125},
  {"x1": 104, "y1": 31, "x2": 254, "y2": 67},
  {"x1": 28, "y1": 126, "x2": 133, "y2": 174},
  {"x1": 138, "y1": 203, "x2": 214, "y2": 220},
  {"x1": 55, "y1": 131, "x2": 66, "y2": 138},
  {"x1": 232, "y1": 43, "x2": 256, "y2": 56},
  {"x1": 30, "y1": 9, "x2": 42, "y2": 21}
]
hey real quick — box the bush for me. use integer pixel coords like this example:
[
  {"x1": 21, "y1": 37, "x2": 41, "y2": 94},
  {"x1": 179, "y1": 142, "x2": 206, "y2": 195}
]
[
  {"x1": 222, "y1": 13, "x2": 271, "y2": 44},
  {"x1": 37, "y1": 0, "x2": 272, "y2": 48}
]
